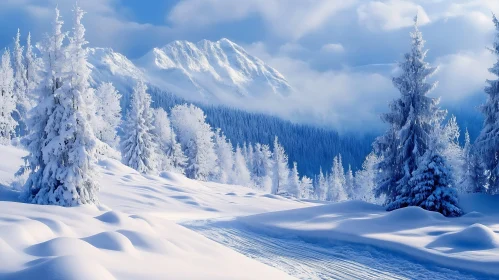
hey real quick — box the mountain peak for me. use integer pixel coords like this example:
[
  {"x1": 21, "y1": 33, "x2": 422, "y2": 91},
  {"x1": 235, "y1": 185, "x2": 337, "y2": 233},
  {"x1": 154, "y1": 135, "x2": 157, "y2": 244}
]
[{"x1": 136, "y1": 38, "x2": 293, "y2": 102}]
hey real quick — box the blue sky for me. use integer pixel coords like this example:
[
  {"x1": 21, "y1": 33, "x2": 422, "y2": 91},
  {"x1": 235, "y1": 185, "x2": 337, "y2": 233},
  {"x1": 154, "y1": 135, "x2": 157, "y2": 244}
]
[{"x1": 0, "y1": 0, "x2": 498, "y2": 132}]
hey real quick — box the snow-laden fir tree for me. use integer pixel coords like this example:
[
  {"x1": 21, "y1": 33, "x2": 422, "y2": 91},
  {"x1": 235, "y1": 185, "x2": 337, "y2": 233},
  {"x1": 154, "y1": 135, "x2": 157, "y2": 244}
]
[
  {"x1": 271, "y1": 136, "x2": 289, "y2": 195},
  {"x1": 21, "y1": 7, "x2": 66, "y2": 202},
  {"x1": 287, "y1": 161, "x2": 300, "y2": 197},
  {"x1": 12, "y1": 29, "x2": 30, "y2": 136},
  {"x1": 214, "y1": 128, "x2": 234, "y2": 183},
  {"x1": 461, "y1": 129, "x2": 488, "y2": 193},
  {"x1": 300, "y1": 175, "x2": 313, "y2": 199},
  {"x1": 474, "y1": 15, "x2": 499, "y2": 194},
  {"x1": 25, "y1": 32, "x2": 41, "y2": 103},
  {"x1": 316, "y1": 167, "x2": 328, "y2": 200},
  {"x1": 441, "y1": 115, "x2": 464, "y2": 187},
  {"x1": 344, "y1": 165, "x2": 355, "y2": 199},
  {"x1": 121, "y1": 80, "x2": 157, "y2": 174},
  {"x1": 246, "y1": 143, "x2": 254, "y2": 176},
  {"x1": 94, "y1": 82, "x2": 121, "y2": 147},
  {"x1": 233, "y1": 144, "x2": 252, "y2": 186},
  {"x1": 328, "y1": 155, "x2": 347, "y2": 202},
  {"x1": 374, "y1": 16, "x2": 445, "y2": 210},
  {"x1": 153, "y1": 108, "x2": 186, "y2": 174},
  {"x1": 0, "y1": 50, "x2": 16, "y2": 145},
  {"x1": 23, "y1": 6, "x2": 100, "y2": 206},
  {"x1": 407, "y1": 124, "x2": 462, "y2": 217},
  {"x1": 170, "y1": 104, "x2": 217, "y2": 181},
  {"x1": 354, "y1": 152, "x2": 381, "y2": 203},
  {"x1": 252, "y1": 143, "x2": 273, "y2": 191}
]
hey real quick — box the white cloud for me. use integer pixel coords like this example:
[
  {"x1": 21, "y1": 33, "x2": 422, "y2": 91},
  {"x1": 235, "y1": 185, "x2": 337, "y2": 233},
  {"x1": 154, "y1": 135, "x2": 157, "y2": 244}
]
[
  {"x1": 357, "y1": 0, "x2": 430, "y2": 31},
  {"x1": 167, "y1": 0, "x2": 358, "y2": 40},
  {"x1": 321, "y1": 43, "x2": 345, "y2": 53},
  {"x1": 434, "y1": 50, "x2": 493, "y2": 102}
]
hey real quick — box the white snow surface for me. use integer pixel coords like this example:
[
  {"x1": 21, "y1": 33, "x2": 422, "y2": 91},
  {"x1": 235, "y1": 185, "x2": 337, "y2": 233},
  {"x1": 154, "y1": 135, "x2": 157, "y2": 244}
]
[
  {"x1": 88, "y1": 39, "x2": 292, "y2": 105},
  {"x1": 1, "y1": 145, "x2": 499, "y2": 279},
  {"x1": 0, "y1": 145, "x2": 308, "y2": 280}
]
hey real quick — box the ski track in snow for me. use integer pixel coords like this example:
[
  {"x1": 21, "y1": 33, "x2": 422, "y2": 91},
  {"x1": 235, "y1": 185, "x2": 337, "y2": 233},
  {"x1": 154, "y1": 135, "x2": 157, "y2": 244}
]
[{"x1": 183, "y1": 220, "x2": 489, "y2": 280}]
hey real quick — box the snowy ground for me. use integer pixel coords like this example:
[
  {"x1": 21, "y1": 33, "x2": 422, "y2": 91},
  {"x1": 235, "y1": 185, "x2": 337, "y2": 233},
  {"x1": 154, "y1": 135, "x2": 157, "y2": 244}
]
[{"x1": 1, "y1": 145, "x2": 499, "y2": 279}]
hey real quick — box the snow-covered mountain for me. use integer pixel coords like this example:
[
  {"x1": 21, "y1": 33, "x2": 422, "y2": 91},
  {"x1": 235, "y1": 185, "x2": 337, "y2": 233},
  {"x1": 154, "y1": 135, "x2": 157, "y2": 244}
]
[{"x1": 87, "y1": 39, "x2": 293, "y2": 106}]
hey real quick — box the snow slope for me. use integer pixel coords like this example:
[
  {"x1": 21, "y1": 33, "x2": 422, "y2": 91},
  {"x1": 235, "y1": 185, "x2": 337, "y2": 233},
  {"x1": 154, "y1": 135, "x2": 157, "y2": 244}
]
[
  {"x1": 236, "y1": 199, "x2": 499, "y2": 276},
  {"x1": 86, "y1": 39, "x2": 292, "y2": 106},
  {"x1": 0, "y1": 145, "x2": 310, "y2": 279}
]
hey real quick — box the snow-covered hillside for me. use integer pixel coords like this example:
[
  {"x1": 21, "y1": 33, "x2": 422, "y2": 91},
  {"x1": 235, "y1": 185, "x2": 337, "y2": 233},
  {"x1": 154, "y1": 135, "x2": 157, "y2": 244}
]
[
  {"x1": 0, "y1": 145, "x2": 309, "y2": 280},
  {"x1": 2, "y1": 145, "x2": 499, "y2": 279},
  {"x1": 87, "y1": 39, "x2": 292, "y2": 106}
]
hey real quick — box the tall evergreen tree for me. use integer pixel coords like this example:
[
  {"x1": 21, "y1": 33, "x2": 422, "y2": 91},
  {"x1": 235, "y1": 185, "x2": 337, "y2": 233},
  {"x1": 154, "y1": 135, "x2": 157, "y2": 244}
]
[
  {"x1": 300, "y1": 175, "x2": 313, "y2": 199},
  {"x1": 23, "y1": 6, "x2": 100, "y2": 206},
  {"x1": 374, "y1": 17, "x2": 445, "y2": 210},
  {"x1": 271, "y1": 136, "x2": 289, "y2": 195},
  {"x1": 121, "y1": 80, "x2": 157, "y2": 174},
  {"x1": 252, "y1": 143, "x2": 273, "y2": 191},
  {"x1": 407, "y1": 125, "x2": 462, "y2": 217},
  {"x1": 355, "y1": 152, "x2": 381, "y2": 203},
  {"x1": 344, "y1": 164, "x2": 355, "y2": 199},
  {"x1": 170, "y1": 104, "x2": 217, "y2": 181},
  {"x1": 461, "y1": 129, "x2": 488, "y2": 193},
  {"x1": 0, "y1": 50, "x2": 16, "y2": 144},
  {"x1": 12, "y1": 29, "x2": 30, "y2": 136},
  {"x1": 475, "y1": 15, "x2": 499, "y2": 194},
  {"x1": 316, "y1": 167, "x2": 327, "y2": 200},
  {"x1": 214, "y1": 128, "x2": 234, "y2": 184},
  {"x1": 233, "y1": 144, "x2": 252, "y2": 187},
  {"x1": 25, "y1": 32, "x2": 41, "y2": 103},
  {"x1": 153, "y1": 108, "x2": 186, "y2": 174},
  {"x1": 328, "y1": 155, "x2": 347, "y2": 202},
  {"x1": 94, "y1": 82, "x2": 121, "y2": 147},
  {"x1": 288, "y1": 161, "x2": 300, "y2": 197},
  {"x1": 21, "y1": 7, "x2": 66, "y2": 202}
]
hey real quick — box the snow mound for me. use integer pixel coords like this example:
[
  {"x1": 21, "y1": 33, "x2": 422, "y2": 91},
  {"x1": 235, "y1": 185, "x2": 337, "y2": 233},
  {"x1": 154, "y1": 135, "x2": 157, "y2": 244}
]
[
  {"x1": 95, "y1": 211, "x2": 129, "y2": 225},
  {"x1": 428, "y1": 224, "x2": 499, "y2": 252},
  {"x1": 82, "y1": 231, "x2": 135, "y2": 253},
  {"x1": 117, "y1": 230, "x2": 170, "y2": 254},
  {"x1": 2, "y1": 255, "x2": 115, "y2": 280},
  {"x1": 384, "y1": 206, "x2": 444, "y2": 221},
  {"x1": 25, "y1": 237, "x2": 100, "y2": 257}
]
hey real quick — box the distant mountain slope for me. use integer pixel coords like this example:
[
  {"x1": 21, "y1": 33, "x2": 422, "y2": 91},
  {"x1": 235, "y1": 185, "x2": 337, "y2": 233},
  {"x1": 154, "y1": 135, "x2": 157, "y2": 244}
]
[
  {"x1": 85, "y1": 45, "x2": 373, "y2": 176},
  {"x1": 136, "y1": 38, "x2": 292, "y2": 103}
]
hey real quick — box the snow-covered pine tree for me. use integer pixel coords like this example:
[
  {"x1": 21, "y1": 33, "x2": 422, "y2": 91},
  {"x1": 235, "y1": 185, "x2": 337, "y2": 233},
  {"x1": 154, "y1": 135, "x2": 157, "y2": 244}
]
[
  {"x1": 121, "y1": 80, "x2": 157, "y2": 174},
  {"x1": 170, "y1": 104, "x2": 217, "y2": 181},
  {"x1": 247, "y1": 143, "x2": 254, "y2": 176},
  {"x1": 374, "y1": 16, "x2": 445, "y2": 210},
  {"x1": 460, "y1": 129, "x2": 488, "y2": 193},
  {"x1": 442, "y1": 115, "x2": 464, "y2": 187},
  {"x1": 25, "y1": 32, "x2": 41, "y2": 104},
  {"x1": 153, "y1": 108, "x2": 186, "y2": 174},
  {"x1": 288, "y1": 161, "x2": 300, "y2": 197},
  {"x1": 0, "y1": 49, "x2": 16, "y2": 144},
  {"x1": 300, "y1": 175, "x2": 313, "y2": 199},
  {"x1": 328, "y1": 155, "x2": 347, "y2": 202},
  {"x1": 271, "y1": 136, "x2": 289, "y2": 195},
  {"x1": 12, "y1": 29, "x2": 30, "y2": 136},
  {"x1": 475, "y1": 15, "x2": 499, "y2": 194},
  {"x1": 252, "y1": 143, "x2": 273, "y2": 191},
  {"x1": 344, "y1": 165, "x2": 355, "y2": 199},
  {"x1": 316, "y1": 167, "x2": 327, "y2": 200},
  {"x1": 214, "y1": 128, "x2": 234, "y2": 184},
  {"x1": 354, "y1": 152, "x2": 381, "y2": 203},
  {"x1": 23, "y1": 6, "x2": 100, "y2": 206},
  {"x1": 21, "y1": 7, "x2": 66, "y2": 202},
  {"x1": 407, "y1": 125, "x2": 462, "y2": 217},
  {"x1": 94, "y1": 82, "x2": 121, "y2": 147},
  {"x1": 233, "y1": 144, "x2": 252, "y2": 187}
]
